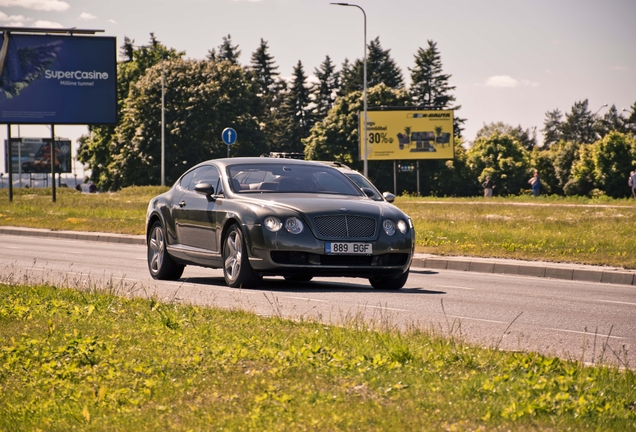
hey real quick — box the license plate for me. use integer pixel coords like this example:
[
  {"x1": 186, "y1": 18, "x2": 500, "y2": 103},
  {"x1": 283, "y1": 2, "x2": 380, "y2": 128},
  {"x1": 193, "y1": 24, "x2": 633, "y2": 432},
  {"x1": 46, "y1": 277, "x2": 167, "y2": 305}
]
[{"x1": 325, "y1": 242, "x2": 372, "y2": 255}]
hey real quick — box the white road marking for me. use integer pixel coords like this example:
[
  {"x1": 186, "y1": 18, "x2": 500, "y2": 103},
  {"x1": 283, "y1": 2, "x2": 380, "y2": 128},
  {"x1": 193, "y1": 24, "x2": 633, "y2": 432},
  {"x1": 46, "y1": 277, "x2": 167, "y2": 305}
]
[
  {"x1": 596, "y1": 300, "x2": 636, "y2": 306},
  {"x1": 284, "y1": 296, "x2": 329, "y2": 303},
  {"x1": 435, "y1": 285, "x2": 475, "y2": 290},
  {"x1": 359, "y1": 305, "x2": 408, "y2": 312},
  {"x1": 544, "y1": 327, "x2": 627, "y2": 340},
  {"x1": 445, "y1": 315, "x2": 506, "y2": 324}
]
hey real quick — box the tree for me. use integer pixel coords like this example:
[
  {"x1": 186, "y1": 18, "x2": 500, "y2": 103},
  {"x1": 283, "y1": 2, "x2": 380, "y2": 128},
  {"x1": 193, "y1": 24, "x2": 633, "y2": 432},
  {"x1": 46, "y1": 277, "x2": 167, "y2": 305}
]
[
  {"x1": 467, "y1": 133, "x2": 531, "y2": 196},
  {"x1": 596, "y1": 105, "x2": 628, "y2": 138},
  {"x1": 623, "y1": 102, "x2": 636, "y2": 136},
  {"x1": 561, "y1": 99, "x2": 597, "y2": 144},
  {"x1": 339, "y1": 37, "x2": 404, "y2": 94},
  {"x1": 207, "y1": 34, "x2": 241, "y2": 65},
  {"x1": 475, "y1": 122, "x2": 537, "y2": 151},
  {"x1": 103, "y1": 58, "x2": 266, "y2": 189},
  {"x1": 541, "y1": 108, "x2": 563, "y2": 147},
  {"x1": 305, "y1": 83, "x2": 409, "y2": 168},
  {"x1": 591, "y1": 132, "x2": 636, "y2": 197},
  {"x1": 408, "y1": 40, "x2": 465, "y2": 138},
  {"x1": 250, "y1": 38, "x2": 280, "y2": 97},
  {"x1": 549, "y1": 140, "x2": 580, "y2": 194},
  {"x1": 77, "y1": 34, "x2": 185, "y2": 188},
  {"x1": 278, "y1": 61, "x2": 313, "y2": 153},
  {"x1": 311, "y1": 55, "x2": 340, "y2": 122}
]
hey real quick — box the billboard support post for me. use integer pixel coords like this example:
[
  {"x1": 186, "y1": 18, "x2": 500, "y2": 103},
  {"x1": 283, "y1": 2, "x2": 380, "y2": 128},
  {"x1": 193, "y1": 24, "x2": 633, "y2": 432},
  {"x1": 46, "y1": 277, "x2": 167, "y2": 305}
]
[
  {"x1": 416, "y1": 160, "x2": 420, "y2": 196},
  {"x1": 51, "y1": 124, "x2": 56, "y2": 203},
  {"x1": 7, "y1": 124, "x2": 12, "y2": 202},
  {"x1": 393, "y1": 161, "x2": 397, "y2": 195}
]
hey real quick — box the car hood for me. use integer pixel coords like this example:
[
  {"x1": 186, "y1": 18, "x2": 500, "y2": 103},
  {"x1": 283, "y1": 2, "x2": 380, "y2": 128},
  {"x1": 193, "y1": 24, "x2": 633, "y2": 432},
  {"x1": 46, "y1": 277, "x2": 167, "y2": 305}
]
[{"x1": 238, "y1": 194, "x2": 402, "y2": 219}]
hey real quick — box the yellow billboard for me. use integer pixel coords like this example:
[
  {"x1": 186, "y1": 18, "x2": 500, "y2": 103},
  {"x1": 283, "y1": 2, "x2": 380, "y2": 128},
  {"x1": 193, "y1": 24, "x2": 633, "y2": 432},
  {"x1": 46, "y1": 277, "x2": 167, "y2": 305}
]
[{"x1": 359, "y1": 109, "x2": 454, "y2": 160}]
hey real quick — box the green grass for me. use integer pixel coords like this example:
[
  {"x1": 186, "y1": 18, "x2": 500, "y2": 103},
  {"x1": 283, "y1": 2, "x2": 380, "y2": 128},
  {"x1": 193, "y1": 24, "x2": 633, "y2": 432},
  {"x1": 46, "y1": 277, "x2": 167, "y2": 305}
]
[
  {"x1": 1, "y1": 187, "x2": 635, "y2": 268},
  {"x1": 396, "y1": 196, "x2": 636, "y2": 269},
  {"x1": 1, "y1": 283, "x2": 634, "y2": 431},
  {"x1": 0, "y1": 186, "x2": 165, "y2": 235}
]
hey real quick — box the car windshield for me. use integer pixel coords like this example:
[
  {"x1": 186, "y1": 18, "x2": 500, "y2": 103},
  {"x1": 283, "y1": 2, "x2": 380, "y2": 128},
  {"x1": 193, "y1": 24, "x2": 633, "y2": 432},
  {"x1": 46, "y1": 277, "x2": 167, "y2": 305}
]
[
  {"x1": 344, "y1": 172, "x2": 383, "y2": 201},
  {"x1": 228, "y1": 163, "x2": 364, "y2": 196}
]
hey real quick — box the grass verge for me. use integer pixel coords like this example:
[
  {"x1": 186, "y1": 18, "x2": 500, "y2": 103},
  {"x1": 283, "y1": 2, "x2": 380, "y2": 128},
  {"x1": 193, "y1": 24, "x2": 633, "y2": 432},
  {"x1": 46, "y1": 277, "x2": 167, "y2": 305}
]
[
  {"x1": 0, "y1": 187, "x2": 635, "y2": 268},
  {"x1": 1, "y1": 283, "x2": 634, "y2": 431}
]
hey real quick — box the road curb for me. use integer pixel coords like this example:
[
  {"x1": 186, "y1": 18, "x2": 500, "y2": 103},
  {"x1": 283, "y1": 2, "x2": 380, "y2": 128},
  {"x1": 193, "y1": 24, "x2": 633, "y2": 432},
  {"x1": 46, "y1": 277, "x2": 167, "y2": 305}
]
[
  {"x1": 411, "y1": 256, "x2": 636, "y2": 287},
  {"x1": 2, "y1": 226, "x2": 635, "y2": 286}
]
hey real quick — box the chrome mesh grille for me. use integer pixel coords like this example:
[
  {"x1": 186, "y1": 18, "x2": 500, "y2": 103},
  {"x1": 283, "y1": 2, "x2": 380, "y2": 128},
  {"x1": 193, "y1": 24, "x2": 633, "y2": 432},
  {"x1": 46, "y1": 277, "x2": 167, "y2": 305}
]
[{"x1": 313, "y1": 215, "x2": 376, "y2": 238}]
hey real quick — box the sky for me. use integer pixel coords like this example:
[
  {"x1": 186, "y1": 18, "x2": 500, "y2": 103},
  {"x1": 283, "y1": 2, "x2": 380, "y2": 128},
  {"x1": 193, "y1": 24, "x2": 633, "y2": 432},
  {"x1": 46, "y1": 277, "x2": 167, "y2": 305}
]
[{"x1": 0, "y1": 0, "x2": 635, "y2": 180}]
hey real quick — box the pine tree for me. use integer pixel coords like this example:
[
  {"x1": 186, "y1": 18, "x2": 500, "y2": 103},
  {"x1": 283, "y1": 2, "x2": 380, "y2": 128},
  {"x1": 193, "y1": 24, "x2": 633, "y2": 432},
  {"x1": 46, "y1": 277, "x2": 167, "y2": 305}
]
[
  {"x1": 339, "y1": 37, "x2": 403, "y2": 94},
  {"x1": 280, "y1": 61, "x2": 313, "y2": 153},
  {"x1": 409, "y1": 40, "x2": 465, "y2": 137},
  {"x1": 207, "y1": 34, "x2": 241, "y2": 65},
  {"x1": 311, "y1": 55, "x2": 339, "y2": 121},
  {"x1": 562, "y1": 99, "x2": 596, "y2": 144},
  {"x1": 250, "y1": 38, "x2": 280, "y2": 96},
  {"x1": 542, "y1": 108, "x2": 563, "y2": 147}
]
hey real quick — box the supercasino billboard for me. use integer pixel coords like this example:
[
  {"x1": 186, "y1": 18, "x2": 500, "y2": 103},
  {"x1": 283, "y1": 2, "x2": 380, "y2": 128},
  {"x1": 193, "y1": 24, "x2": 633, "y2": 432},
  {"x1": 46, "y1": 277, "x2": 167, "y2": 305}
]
[
  {"x1": 359, "y1": 109, "x2": 454, "y2": 160},
  {"x1": 0, "y1": 33, "x2": 116, "y2": 125}
]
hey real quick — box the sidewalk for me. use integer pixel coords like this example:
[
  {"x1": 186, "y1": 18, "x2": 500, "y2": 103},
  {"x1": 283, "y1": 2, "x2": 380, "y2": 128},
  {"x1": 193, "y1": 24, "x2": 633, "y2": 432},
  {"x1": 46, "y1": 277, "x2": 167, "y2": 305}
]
[{"x1": 1, "y1": 226, "x2": 635, "y2": 287}]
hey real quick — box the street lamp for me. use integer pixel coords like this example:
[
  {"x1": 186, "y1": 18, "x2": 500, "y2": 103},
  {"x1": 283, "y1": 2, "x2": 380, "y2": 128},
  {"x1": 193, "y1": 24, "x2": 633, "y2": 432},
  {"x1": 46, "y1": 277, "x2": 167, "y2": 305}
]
[
  {"x1": 331, "y1": 2, "x2": 368, "y2": 177},
  {"x1": 593, "y1": 103, "x2": 608, "y2": 117}
]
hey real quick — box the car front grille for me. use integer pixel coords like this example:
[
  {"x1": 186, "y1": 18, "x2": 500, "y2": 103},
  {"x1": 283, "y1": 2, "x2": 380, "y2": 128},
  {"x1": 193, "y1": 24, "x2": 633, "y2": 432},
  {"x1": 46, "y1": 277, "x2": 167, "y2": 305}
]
[{"x1": 313, "y1": 215, "x2": 376, "y2": 238}]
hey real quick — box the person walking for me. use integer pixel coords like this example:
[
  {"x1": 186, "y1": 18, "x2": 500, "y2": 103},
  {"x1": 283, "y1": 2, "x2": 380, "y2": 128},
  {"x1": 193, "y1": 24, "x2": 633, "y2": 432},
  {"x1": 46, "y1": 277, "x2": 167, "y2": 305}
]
[
  {"x1": 630, "y1": 170, "x2": 636, "y2": 199},
  {"x1": 481, "y1": 175, "x2": 495, "y2": 198},
  {"x1": 528, "y1": 171, "x2": 540, "y2": 197}
]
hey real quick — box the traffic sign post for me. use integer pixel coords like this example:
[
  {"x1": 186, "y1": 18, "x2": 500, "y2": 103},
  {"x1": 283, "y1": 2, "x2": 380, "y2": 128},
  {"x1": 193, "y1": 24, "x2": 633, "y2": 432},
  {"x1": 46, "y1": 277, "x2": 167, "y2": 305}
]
[{"x1": 222, "y1": 127, "x2": 237, "y2": 158}]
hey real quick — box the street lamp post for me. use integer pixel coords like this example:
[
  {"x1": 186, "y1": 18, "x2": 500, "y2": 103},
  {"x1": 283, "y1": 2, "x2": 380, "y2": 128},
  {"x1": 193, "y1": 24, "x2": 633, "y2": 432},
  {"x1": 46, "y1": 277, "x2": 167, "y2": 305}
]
[
  {"x1": 331, "y1": 2, "x2": 368, "y2": 177},
  {"x1": 161, "y1": 54, "x2": 165, "y2": 187}
]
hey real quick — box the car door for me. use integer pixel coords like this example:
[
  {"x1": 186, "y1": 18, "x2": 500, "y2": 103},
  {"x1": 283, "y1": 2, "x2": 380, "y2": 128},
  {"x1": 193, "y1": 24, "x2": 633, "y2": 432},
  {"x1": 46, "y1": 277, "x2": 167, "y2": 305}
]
[{"x1": 173, "y1": 165, "x2": 221, "y2": 253}]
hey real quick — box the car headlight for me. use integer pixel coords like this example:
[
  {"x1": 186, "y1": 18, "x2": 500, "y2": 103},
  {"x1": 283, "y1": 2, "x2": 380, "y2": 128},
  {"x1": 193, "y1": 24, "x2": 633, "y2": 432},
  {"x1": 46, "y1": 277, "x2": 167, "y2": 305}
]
[
  {"x1": 397, "y1": 219, "x2": 408, "y2": 234},
  {"x1": 264, "y1": 216, "x2": 282, "y2": 232},
  {"x1": 383, "y1": 219, "x2": 396, "y2": 236},
  {"x1": 285, "y1": 217, "x2": 304, "y2": 234}
]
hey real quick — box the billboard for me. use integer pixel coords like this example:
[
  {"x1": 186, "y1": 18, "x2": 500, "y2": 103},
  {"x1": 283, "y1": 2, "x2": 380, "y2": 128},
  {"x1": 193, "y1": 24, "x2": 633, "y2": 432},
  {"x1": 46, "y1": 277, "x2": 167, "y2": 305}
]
[
  {"x1": 359, "y1": 109, "x2": 454, "y2": 160},
  {"x1": 0, "y1": 33, "x2": 117, "y2": 125},
  {"x1": 4, "y1": 137, "x2": 72, "y2": 173}
]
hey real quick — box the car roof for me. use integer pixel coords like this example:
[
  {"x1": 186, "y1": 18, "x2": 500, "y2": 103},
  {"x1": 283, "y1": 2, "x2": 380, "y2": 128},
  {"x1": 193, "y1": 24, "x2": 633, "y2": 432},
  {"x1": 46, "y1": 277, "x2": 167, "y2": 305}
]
[{"x1": 194, "y1": 157, "x2": 335, "y2": 171}]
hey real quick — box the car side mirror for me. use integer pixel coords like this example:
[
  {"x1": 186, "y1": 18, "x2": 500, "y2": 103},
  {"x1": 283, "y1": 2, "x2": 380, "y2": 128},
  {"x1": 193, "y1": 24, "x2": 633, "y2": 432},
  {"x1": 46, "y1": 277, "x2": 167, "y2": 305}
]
[
  {"x1": 383, "y1": 192, "x2": 395, "y2": 203},
  {"x1": 194, "y1": 182, "x2": 215, "y2": 196},
  {"x1": 361, "y1": 187, "x2": 375, "y2": 198}
]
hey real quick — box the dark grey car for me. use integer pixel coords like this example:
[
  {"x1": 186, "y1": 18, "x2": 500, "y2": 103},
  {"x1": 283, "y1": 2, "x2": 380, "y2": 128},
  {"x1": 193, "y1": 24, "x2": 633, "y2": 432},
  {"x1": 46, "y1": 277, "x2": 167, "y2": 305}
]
[{"x1": 146, "y1": 158, "x2": 414, "y2": 289}]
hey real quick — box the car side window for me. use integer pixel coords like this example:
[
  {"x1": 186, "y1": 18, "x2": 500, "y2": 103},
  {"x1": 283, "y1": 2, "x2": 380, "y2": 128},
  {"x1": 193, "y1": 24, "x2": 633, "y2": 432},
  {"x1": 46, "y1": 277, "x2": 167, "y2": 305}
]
[
  {"x1": 188, "y1": 165, "x2": 220, "y2": 192},
  {"x1": 179, "y1": 169, "x2": 195, "y2": 190}
]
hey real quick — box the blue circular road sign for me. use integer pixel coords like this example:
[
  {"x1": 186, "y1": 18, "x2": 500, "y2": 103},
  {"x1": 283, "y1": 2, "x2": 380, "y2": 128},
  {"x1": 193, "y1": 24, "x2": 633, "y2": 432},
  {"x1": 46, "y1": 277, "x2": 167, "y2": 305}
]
[{"x1": 222, "y1": 127, "x2": 237, "y2": 145}]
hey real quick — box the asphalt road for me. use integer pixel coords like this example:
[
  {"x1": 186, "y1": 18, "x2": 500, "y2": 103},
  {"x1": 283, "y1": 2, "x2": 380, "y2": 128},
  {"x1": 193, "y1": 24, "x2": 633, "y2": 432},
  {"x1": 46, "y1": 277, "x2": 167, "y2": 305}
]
[{"x1": 1, "y1": 233, "x2": 635, "y2": 368}]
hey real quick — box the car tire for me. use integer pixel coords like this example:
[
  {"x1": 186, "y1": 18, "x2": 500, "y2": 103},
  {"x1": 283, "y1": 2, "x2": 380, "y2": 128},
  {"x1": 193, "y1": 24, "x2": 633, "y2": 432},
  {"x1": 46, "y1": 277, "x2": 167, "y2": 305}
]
[
  {"x1": 369, "y1": 270, "x2": 409, "y2": 290},
  {"x1": 147, "y1": 221, "x2": 185, "y2": 280},
  {"x1": 223, "y1": 224, "x2": 262, "y2": 288},
  {"x1": 284, "y1": 275, "x2": 313, "y2": 282}
]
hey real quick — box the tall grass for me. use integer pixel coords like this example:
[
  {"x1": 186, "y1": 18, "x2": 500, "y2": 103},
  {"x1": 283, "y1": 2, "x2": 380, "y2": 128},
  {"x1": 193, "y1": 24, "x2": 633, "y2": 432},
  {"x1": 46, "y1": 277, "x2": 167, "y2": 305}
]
[{"x1": 1, "y1": 282, "x2": 634, "y2": 430}]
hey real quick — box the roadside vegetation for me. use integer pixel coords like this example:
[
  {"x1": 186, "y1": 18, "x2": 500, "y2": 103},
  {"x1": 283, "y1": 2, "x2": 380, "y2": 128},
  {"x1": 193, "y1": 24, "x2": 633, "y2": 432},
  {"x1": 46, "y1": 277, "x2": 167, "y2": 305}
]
[
  {"x1": 1, "y1": 282, "x2": 634, "y2": 430},
  {"x1": 1, "y1": 187, "x2": 635, "y2": 269}
]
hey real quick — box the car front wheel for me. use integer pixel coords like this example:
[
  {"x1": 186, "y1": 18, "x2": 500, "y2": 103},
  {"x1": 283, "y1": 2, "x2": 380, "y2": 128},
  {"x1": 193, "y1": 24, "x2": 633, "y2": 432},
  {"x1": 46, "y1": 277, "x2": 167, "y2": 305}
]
[
  {"x1": 147, "y1": 221, "x2": 184, "y2": 280},
  {"x1": 223, "y1": 224, "x2": 262, "y2": 288},
  {"x1": 369, "y1": 270, "x2": 409, "y2": 290}
]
